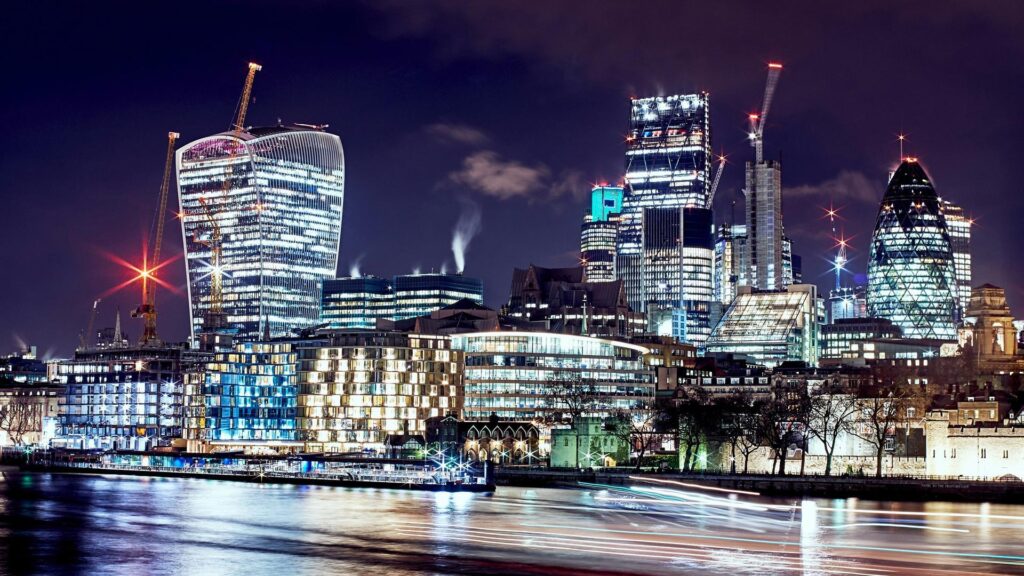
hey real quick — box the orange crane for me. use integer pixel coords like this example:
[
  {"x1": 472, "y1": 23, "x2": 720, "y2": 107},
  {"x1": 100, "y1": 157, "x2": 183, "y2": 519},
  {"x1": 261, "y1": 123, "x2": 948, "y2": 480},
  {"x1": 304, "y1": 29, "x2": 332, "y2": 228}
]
[
  {"x1": 200, "y1": 62, "x2": 261, "y2": 330},
  {"x1": 133, "y1": 131, "x2": 180, "y2": 344}
]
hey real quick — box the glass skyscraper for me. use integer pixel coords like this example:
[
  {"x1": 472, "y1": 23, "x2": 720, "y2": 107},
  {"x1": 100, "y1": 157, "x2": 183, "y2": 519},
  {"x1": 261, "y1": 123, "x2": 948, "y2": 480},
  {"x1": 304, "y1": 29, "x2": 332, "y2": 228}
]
[
  {"x1": 321, "y1": 276, "x2": 395, "y2": 329},
  {"x1": 177, "y1": 126, "x2": 345, "y2": 341},
  {"x1": 867, "y1": 160, "x2": 958, "y2": 340},
  {"x1": 580, "y1": 185, "x2": 623, "y2": 282},
  {"x1": 941, "y1": 200, "x2": 972, "y2": 318},
  {"x1": 616, "y1": 93, "x2": 712, "y2": 342},
  {"x1": 393, "y1": 273, "x2": 484, "y2": 320}
]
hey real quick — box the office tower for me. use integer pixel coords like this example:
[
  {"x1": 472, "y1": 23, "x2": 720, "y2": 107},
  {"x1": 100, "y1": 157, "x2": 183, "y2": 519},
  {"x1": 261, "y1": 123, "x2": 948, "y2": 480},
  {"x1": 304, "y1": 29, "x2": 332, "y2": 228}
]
[
  {"x1": 942, "y1": 200, "x2": 972, "y2": 318},
  {"x1": 782, "y1": 235, "x2": 801, "y2": 285},
  {"x1": 706, "y1": 284, "x2": 819, "y2": 368},
  {"x1": 580, "y1": 185, "x2": 623, "y2": 282},
  {"x1": 827, "y1": 285, "x2": 868, "y2": 323},
  {"x1": 867, "y1": 160, "x2": 958, "y2": 340},
  {"x1": 177, "y1": 125, "x2": 345, "y2": 341},
  {"x1": 714, "y1": 224, "x2": 747, "y2": 306},
  {"x1": 321, "y1": 276, "x2": 395, "y2": 329},
  {"x1": 617, "y1": 93, "x2": 712, "y2": 312},
  {"x1": 393, "y1": 273, "x2": 483, "y2": 320},
  {"x1": 641, "y1": 207, "x2": 715, "y2": 344},
  {"x1": 744, "y1": 159, "x2": 785, "y2": 290}
]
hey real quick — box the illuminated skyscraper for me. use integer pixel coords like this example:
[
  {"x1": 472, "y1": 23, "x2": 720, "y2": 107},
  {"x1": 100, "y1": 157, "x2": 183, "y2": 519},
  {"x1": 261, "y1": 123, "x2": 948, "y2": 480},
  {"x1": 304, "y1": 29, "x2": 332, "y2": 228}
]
[
  {"x1": 941, "y1": 200, "x2": 972, "y2": 318},
  {"x1": 177, "y1": 125, "x2": 345, "y2": 341},
  {"x1": 743, "y1": 159, "x2": 785, "y2": 290},
  {"x1": 714, "y1": 224, "x2": 747, "y2": 306},
  {"x1": 616, "y1": 93, "x2": 712, "y2": 338},
  {"x1": 580, "y1": 185, "x2": 623, "y2": 282},
  {"x1": 321, "y1": 276, "x2": 395, "y2": 329},
  {"x1": 867, "y1": 160, "x2": 958, "y2": 340}
]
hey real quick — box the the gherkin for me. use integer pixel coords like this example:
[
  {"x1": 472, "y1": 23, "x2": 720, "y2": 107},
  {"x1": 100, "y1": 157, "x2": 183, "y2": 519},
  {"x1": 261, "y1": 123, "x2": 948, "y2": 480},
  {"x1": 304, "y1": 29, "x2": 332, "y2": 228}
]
[{"x1": 867, "y1": 160, "x2": 958, "y2": 340}]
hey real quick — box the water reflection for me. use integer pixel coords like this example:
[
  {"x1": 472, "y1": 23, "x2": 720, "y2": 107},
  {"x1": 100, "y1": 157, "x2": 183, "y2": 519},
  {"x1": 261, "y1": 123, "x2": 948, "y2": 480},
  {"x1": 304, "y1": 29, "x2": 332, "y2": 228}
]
[{"x1": 2, "y1": 472, "x2": 1024, "y2": 575}]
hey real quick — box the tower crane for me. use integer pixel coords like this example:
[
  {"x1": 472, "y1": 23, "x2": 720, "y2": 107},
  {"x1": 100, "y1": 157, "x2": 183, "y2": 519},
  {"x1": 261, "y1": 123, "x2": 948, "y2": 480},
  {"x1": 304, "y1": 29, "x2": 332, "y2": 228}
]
[
  {"x1": 79, "y1": 298, "x2": 101, "y2": 350},
  {"x1": 201, "y1": 63, "x2": 261, "y2": 330},
  {"x1": 705, "y1": 154, "x2": 727, "y2": 209},
  {"x1": 748, "y1": 62, "x2": 783, "y2": 164},
  {"x1": 133, "y1": 131, "x2": 179, "y2": 344}
]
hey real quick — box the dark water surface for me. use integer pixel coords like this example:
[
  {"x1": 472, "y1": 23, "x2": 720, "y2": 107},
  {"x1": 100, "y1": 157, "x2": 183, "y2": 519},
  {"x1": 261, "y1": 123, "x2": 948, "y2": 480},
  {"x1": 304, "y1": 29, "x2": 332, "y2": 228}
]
[{"x1": 3, "y1": 471, "x2": 1024, "y2": 575}]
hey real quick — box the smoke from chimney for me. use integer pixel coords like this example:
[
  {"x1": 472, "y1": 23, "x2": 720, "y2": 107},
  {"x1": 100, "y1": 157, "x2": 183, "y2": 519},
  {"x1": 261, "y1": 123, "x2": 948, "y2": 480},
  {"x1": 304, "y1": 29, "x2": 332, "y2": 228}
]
[
  {"x1": 348, "y1": 254, "x2": 364, "y2": 278},
  {"x1": 451, "y1": 200, "x2": 482, "y2": 274}
]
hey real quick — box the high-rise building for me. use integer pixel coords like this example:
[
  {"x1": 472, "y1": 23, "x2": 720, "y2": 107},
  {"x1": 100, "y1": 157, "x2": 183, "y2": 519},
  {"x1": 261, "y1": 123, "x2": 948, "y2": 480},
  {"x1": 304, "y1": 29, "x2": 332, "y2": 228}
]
[
  {"x1": 177, "y1": 125, "x2": 345, "y2": 341},
  {"x1": 827, "y1": 285, "x2": 868, "y2": 323},
  {"x1": 640, "y1": 207, "x2": 715, "y2": 344},
  {"x1": 714, "y1": 224, "x2": 747, "y2": 306},
  {"x1": 782, "y1": 235, "x2": 801, "y2": 285},
  {"x1": 743, "y1": 159, "x2": 785, "y2": 290},
  {"x1": 617, "y1": 93, "x2": 712, "y2": 314},
  {"x1": 580, "y1": 185, "x2": 623, "y2": 282},
  {"x1": 706, "y1": 284, "x2": 819, "y2": 368},
  {"x1": 321, "y1": 276, "x2": 395, "y2": 329},
  {"x1": 867, "y1": 160, "x2": 958, "y2": 340},
  {"x1": 393, "y1": 273, "x2": 483, "y2": 321},
  {"x1": 942, "y1": 200, "x2": 972, "y2": 318}
]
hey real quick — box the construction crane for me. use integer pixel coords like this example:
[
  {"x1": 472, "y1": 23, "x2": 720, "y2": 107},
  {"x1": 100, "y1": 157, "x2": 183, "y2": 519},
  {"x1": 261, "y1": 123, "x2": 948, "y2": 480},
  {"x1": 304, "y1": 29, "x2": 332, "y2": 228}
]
[
  {"x1": 133, "y1": 132, "x2": 180, "y2": 344},
  {"x1": 705, "y1": 154, "x2": 727, "y2": 209},
  {"x1": 748, "y1": 62, "x2": 783, "y2": 164},
  {"x1": 199, "y1": 63, "x2": 261, "y2": 331},
  {"x1": 79, "y1": 298, "x2": 101, "y2": 349}
]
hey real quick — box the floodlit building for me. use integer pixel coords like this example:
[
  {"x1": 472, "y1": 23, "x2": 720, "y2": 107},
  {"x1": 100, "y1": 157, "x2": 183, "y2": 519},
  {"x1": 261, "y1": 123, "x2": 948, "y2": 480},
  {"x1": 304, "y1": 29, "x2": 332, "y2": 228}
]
[
  {"x1": 743, "y1": 158, "x2": 785, "y2": 290},
  {"x1": 961, "y1": 284, "x2": 1024, "y2": 375},
  {"x1": 827, "y1": 285, "x2": 868, "y2": 324},
  {"x1": 183, "y1": 341, "x2": 305, "y2": 453},
  {"x1": 297, "y1": 331, "x2": 462, "y2": 453},
  {"x1": 705, "y1": 284, "x2": 819, "y2": 368},
  {"x1": 451, "y1": 332, "x2": 655, "y2": 423},
  {"x1": 0, "y1": 381, "x2": 62, "y2": 447},
  {"x1": 177, "y1": 125, "x2": 345, "y2": 341},
  {"x1": 55, "y1": 345, "x2": 207, "y2": 450},
  {"x1": 867, "y1": 160, "x2": 958, "y2": 340},
  {"x1": 321, "y1": 276, "x2": 395, "y2": 329},
  {"x1": 393, "y1": 273, "x2": 483, "y2": 321},
  {"x1": 617, "y1": 93, "x2": 712, "y2": 319},
  {"x1": 927, "y1": 399, "x2": 1024, "y2": 480},
  {"x1": 942, "y1": 200, "x2": 972, "y2": 318},
  {"x1": 714, "y1": 224, "x2": 746, "y2": 306},
  {"x1": 580, "y1": 185, "x2": 624, "y2": 283},
  {"x1": 820, "y1": 317, "x2": 902, "y2": 361}
]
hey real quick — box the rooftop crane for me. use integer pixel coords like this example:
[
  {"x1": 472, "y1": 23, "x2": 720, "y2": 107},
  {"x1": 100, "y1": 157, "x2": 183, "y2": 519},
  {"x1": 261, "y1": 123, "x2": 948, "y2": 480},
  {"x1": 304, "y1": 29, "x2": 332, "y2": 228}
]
[
  {"x1": 748, "y1": 62, "x2": 783, "y2": 164},
  {"x1": 201, "y1": 63, "x2": 261, "y2": 330},
  {"x1": 78, "y1": 298, "x2": 101, "y2": 350},
  {"x1": 705, "y1": 154, "x2": 727, "y2": 209},
  {"x1": 133, "y1": 131, "x2": 180, "y2": 344}
]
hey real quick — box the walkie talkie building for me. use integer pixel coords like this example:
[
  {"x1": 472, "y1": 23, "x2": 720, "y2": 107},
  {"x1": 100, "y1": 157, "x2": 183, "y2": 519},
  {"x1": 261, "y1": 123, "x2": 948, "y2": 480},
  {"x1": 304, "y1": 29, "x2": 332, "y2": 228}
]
[
  {"x1": 867, "y1": 160, "x2": 958, "y2": 340},
  {"x1": 177, "y1": 126, "x2": 345, "y2": 341}
]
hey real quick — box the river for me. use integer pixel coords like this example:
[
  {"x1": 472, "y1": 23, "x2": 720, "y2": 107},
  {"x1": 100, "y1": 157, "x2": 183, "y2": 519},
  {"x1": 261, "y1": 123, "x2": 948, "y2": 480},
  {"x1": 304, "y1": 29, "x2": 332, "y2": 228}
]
[{"x1": 2, "y1": 471, "x2": 1024, "y2": 575}]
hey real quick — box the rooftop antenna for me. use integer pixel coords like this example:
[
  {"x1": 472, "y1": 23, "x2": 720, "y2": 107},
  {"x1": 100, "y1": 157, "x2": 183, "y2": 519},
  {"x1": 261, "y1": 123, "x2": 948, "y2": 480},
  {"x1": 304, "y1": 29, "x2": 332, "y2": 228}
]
[{"x1": 898, "y1": 132, "x2": 907, "y2": 162}]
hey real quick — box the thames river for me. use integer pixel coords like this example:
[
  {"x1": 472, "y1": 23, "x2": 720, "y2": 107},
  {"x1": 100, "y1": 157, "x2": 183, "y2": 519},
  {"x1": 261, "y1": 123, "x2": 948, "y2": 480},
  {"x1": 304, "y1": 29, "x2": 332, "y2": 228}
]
[{"x1": 3, "y1": 472, "x2": 1024, "y2": 575}]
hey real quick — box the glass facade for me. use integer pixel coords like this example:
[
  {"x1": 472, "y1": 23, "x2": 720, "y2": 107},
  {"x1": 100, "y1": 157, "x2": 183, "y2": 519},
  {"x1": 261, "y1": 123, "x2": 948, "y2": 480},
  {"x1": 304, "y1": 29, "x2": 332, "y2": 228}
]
[
  {"x1": 827, "y1": 285, "x2": 868, "y2": 324},
  {"x1": 177, "y1": 126, "x2": 345, "y2": 341},
  {"x1": 56, "y1": 346, "x2": 206, "y2": 450},
  {"x1": 714, "y1": 224, "x2": 746, "y2": 306},
  {"x1": 867, "y1": 161, "x2": 958, "y2": 340},
  {"x1": 321, "y1": 276, "x2": 395, "y2": 329},
  {"x1": 184, "y1": 342, "x2": 300, "y2": 447},
  {"x1": 743, "y1": 160, "x2": 785, "y2": 290},
  {"x1": 451, "y1": 332, "x2": 655, "y2": 422},
  {"x1": 820, "y1": 318, "x2": 901, "y2": 360},
  {"x1": 580, "y1": 186, "x2": 624, "y2": 283},
  {"x1": 297, "y1": 332, "x2": 461, "y2": 453},
  {"x1": 706, "y1": 284, "x2": 819, "y2": 367},
  {"x1": 617, "y1": 93, "x2": 711, "y2": 312},
  {"x1": 942, "y1": 200, "x2": 972, "y2": 318},
  {"x1": 393, "y1": 273, "x2": 483, "y2": 320}
]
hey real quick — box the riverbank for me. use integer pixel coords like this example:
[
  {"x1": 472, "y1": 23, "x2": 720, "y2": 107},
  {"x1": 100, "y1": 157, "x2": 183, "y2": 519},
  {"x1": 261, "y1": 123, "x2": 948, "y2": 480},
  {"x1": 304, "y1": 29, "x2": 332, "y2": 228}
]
[
  {"x1": 20, "y1": 463, "x2": 496, "y2": 492},
  {"x1": 496, "y1": 468, "x2": 1024, "y2": 503}
]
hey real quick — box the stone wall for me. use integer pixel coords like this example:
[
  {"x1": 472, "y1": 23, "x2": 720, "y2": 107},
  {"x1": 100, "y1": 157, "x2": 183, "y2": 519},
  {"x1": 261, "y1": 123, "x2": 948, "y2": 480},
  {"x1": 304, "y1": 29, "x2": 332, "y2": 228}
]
[{"x1": 713, "y1": 444, "x2": 926, "y2": 476}]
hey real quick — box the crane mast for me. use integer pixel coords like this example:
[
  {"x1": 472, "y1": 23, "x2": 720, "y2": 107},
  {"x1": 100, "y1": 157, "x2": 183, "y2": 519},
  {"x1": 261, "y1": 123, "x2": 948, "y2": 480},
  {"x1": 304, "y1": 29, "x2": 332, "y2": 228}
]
[
  {"x1": 705, "y1": 154, "x2": 727, "y2": 209},
  {"x1": 79, "y1": 298, "x2": 101, "y2": 350},
  {"x1": 749, "y1": 62, "x2": 783, "y2": 163},
  {"x1": 134, "y1": 131, "x2": 179, "y2": 344}
]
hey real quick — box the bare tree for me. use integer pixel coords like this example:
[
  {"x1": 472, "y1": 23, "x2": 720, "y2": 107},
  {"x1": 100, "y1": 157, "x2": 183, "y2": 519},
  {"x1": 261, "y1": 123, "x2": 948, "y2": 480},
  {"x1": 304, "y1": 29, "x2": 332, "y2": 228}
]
[
  {"x1": 612, "y1": 408, "x2": 661, "y2": 471},
  {"x1": 0, "y1": 395, "x2": 36, "y2": 446},
  {"x1": 755, "y1": 397, "x2": 805, "y2": 476},
  {"x1": 548, "y1": 372, "x2": 599, "y2": 467},
  {"x1": 715, "y1": 392, "x2": 756, "y2": 474},
  {"x1": 852, "y1": 385, "x2": 917, "y2": 478},
  {"x1": 806, "y1": 388, "x2": 859, "y2": 476},
  {"x1": 675, "y1": 387, "x2": 714, "y2": 472}
]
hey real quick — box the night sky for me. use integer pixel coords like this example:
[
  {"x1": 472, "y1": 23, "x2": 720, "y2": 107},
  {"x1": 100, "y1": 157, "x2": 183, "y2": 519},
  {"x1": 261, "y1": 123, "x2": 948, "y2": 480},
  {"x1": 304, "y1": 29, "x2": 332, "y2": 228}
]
[{"x1": 3, "y1": 1, "x2": 1023, "y2": 358}]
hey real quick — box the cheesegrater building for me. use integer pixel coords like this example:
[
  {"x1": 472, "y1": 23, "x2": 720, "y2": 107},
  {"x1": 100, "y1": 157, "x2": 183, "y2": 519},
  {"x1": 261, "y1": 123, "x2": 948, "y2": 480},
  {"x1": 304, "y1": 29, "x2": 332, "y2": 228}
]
[
  {"x1": 867, "y1": 160, "x2": 958, "y2": 340},
  {"x1": 177, "y1": 125, "x2": 345, "y2": 341}
]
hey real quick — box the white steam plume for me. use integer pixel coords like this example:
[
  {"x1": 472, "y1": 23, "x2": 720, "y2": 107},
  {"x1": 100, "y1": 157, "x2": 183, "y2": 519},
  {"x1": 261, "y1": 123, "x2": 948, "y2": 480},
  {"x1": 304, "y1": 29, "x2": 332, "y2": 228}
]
[
  {"x1": 451, "y1": 200, "x2": 482, "y2": 274},
  {"x1": 348, "y1": 254, "x2": 365, "y2": 278}
]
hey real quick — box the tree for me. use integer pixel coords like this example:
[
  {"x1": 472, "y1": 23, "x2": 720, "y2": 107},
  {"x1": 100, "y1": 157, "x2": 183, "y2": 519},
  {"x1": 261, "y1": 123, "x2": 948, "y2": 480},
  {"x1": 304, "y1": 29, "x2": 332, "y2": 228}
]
[
  {"x1": 805, "y1": 387, "x2": 859, "y2": 476},
  {"x1": 675, "y1": 387, "x2": 714, "y2": 472},
  {"x1": 852, "y1": 385, "x2": 917, "y2": 478},
  {"x1": 714, "y1": 392, "x2": 757, "y2": 474},
  {"x1": 548, "y1": 372, "x2": 599, "y2": 468},
  {"x1": 755, "y1": 397, "x2": 806, "y2": 476},
  {"x1": 611, "y1": 408, "x2": 661, "y2": 471},
  {"x1": 0, "y1": 395, "x2": 36, "y2": 446}
]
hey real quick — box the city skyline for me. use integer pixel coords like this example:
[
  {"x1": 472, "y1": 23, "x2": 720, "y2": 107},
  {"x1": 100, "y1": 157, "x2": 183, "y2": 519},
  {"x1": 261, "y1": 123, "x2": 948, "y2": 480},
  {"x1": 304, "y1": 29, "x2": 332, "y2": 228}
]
[{"x1": 2, "y1": 2, "x2": 1021, "y2": 356}]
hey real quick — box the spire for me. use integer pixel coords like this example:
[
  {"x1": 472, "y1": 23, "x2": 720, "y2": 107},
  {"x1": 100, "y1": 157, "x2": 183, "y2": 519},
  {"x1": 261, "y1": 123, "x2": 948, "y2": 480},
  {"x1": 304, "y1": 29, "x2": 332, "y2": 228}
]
[
  {"x1": 262, "y1": 315, "x2": 271, "y2": 341},
  {"x1": 114, "y1": 307, "x2": 124, "y2": 346}
]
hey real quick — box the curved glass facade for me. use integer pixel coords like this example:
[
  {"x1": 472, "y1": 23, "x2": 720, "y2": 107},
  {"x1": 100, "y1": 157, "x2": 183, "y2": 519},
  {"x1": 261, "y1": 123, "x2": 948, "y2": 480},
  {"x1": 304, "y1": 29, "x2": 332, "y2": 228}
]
[
  {"x1": 177, "y1": 126, "x2": 345, "y2": 340},
  {"x1": 867, "y1": 161, "x2": 958, "y2": 340},
  {"x1": 451, "y1": 332, "x2": 654, "y2": 421}
]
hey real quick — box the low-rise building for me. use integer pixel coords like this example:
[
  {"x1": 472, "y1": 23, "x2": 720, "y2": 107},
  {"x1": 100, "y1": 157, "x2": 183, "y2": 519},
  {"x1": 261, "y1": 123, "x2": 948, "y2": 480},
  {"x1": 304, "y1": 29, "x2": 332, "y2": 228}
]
[
  {"x1": 550, "y1": 416, "x2": 628, "y2": 468},
  {"x1": 426, "y1": 413, "x2": 541, "y2": 464},
  {"x1": 927, "y1": 398, "x2": 1024, "y2": 479},
  {"x1": 0, "y1": 381, "x2": 62, "y2": 446},
  {"x1": 706, "y1": 284, "x2": 819, "y2": 368},
  {"x1": 820, "y1": 318, "x2": 901, "y2": 362}
]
